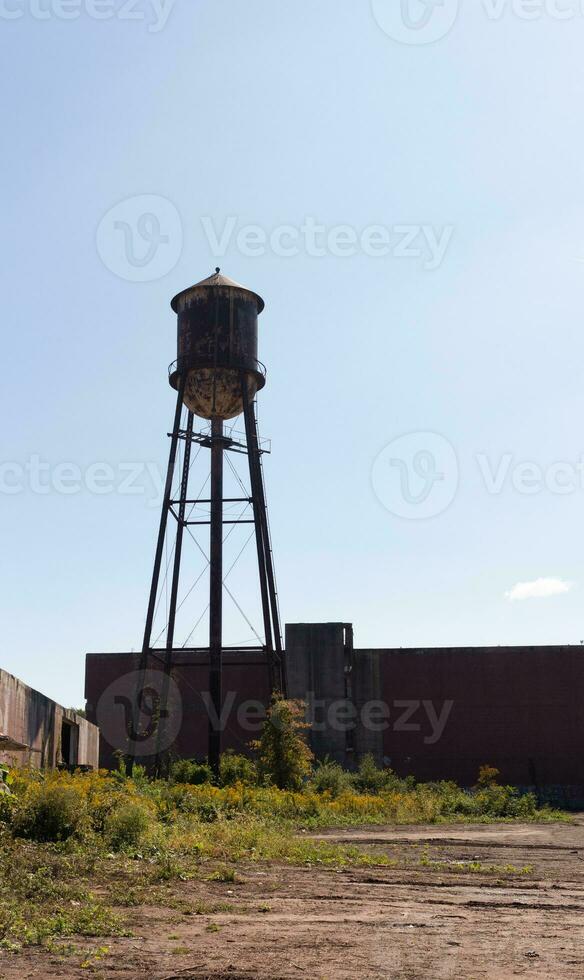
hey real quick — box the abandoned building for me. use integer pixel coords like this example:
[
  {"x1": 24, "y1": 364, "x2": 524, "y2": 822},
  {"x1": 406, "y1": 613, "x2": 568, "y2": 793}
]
[
  {"x1": 0, "y1": 667, "x2": 99, "y2": 770},
  {"x1": 85, "y1": 623, "x2": 584, "y2": 804},
  {"x1": 77, "y1": 274, "x2": 584, "y2": 803}
]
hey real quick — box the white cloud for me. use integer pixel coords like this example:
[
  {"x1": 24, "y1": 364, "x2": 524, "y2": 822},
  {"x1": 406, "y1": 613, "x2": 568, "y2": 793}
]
[{"x1": 505, "y1": 577, "x2": 574, "y2": 602}]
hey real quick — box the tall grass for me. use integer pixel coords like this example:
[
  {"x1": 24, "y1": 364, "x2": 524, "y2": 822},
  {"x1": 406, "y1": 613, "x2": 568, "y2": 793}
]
[
  {"x1": 1, "y1": 762, "x2": 566, "y2": 851},
  {"x1": 0, "y1": 763, "x2": 568, "y2": 951}
]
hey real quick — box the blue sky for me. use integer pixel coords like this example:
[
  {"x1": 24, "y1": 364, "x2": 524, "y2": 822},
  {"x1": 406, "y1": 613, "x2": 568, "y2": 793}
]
[{"x1": 2, "y1": 0, "x2": 584, "y2": 707}]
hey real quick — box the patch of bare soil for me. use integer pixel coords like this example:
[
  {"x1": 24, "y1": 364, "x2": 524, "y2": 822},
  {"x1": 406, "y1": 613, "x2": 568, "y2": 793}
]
[{"x1": 2, "y1": 819, "x2": 584, "y2": 980}]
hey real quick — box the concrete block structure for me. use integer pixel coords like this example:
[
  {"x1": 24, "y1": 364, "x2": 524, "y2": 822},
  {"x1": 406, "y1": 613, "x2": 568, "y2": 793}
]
[
  {"x1": 0, "y1": 668, "x2": 99, "y2": 769},
  {"x1": 85, "y1": 624, "x2": 584, "y2": 801}
]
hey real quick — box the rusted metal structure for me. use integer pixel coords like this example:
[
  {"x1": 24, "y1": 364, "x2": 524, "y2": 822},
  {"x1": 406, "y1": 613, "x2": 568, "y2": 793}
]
[
  {"x1": 132, "y1": 270, "x2": 285, "y2": 777},
  {"x1": 0, "y1": 667, "x2": 99, "y2": 769}
]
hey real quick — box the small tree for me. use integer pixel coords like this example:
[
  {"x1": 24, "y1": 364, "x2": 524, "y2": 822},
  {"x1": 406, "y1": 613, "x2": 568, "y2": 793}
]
[
  {"x1": 253, "y1": 698, "x2": 313, "y2": 790},
  {"x1": 475, "y1": 765, "x2": 501, "y2": 789}
]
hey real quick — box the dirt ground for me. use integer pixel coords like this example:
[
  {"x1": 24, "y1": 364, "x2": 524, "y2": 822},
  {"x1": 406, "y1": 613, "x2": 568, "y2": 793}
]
[{"x1": 2, "y1": 818, "x2": 584, "y2": 980}]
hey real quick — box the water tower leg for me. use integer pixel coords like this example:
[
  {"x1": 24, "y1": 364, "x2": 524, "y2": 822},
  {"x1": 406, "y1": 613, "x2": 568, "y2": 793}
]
[
  {"x1": 241, "y1": 379, "x2": 286, "y2": 698},
  {"x1": 141, "y1": 376, "x2": 186, "y2": 658},
  {"x1": 129, "y1": 376, "x2": 185, "y2": 775},
  {"x1": 241, "y1": 377, "x2": 274, "y2": 690},
  {"x1": 154, "y1": 409, "x2": 194, "y2": 775},
  {"x1": 208, "y1": 417, "x2": 224, "y2": 780}
]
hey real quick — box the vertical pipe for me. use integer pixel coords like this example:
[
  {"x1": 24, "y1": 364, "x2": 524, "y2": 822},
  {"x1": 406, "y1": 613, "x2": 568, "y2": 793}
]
[{"x1": 208, "y1": 417, "x2": 224, "y2": 779}]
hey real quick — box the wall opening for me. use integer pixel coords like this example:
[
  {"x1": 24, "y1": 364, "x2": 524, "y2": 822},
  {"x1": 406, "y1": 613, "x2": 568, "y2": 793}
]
[{"x1": 60, "y1": 720, "x2": 78, "y2": 767}]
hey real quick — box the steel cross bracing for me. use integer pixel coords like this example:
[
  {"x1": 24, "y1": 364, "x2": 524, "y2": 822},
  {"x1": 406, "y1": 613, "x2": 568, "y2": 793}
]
[{"x1": 131, "y1": 374, "x2": 286, "y2": 777}]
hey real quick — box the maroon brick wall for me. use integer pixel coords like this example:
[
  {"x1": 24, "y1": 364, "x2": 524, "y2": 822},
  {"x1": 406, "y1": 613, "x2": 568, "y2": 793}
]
[
  {"x1": 85, "y1": 651, "x2": 271, "y2": 770},
  {"x1": 85, "y1": 638, "x2": 584, "y2": 796},
  {"x1": 376, "y1": 645, "x2": 584, "y2": 788}
]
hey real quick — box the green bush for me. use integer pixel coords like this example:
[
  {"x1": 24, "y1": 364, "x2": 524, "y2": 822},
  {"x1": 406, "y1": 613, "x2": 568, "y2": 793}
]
[
  {"x1": 194, "y1": 800, "x2": 221, "y2": 823},
  {"x1": 106, "y1": 802, "x2": 153, "y2": 850},
  {"x1": 0, "y1": 764, "x2": 12, "y2": 787},
  {"x1": 353, "y1": 755, "x2": 390, "y2": 794},
  {"x1": 219, "y1": 751, "x2": 257, "y2": 787},
  {"x1": 253, "y1": 698, "x2": 313, "y2": 791},
  {"x1": 0, "y1": 791, "x2": 17, "y2": 825},
  {"x1": 170, "y1": 759, "x2": 213, "y2": 786},
  {"x1": 130, "y1": 765, "x2": 150, "y2": 791},
  {"x1": 12, "y1": 784, "x2": 86, "y2": 842},
  {"x1": 505, "y1": 792, "x2": 538, "y2": 818},
  {"x1": 471, "y1": 784, "x2": 536, "y2": 818},
  {"x1": 311, "y1": 760, "x2": 353, "y2": 798}
]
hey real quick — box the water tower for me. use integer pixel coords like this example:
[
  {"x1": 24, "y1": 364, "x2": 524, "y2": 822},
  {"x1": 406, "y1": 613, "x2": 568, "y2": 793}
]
[{"x1": 135, "y1": 269, "x2": 285, "y2": 775}]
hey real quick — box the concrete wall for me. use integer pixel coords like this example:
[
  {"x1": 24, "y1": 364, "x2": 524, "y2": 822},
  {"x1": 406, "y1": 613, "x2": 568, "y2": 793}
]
[
  {"x1": 0, "y1": 668, "x2": 99, "y2": 769},
  {"x1": 286, "y1": 624, "x2": 352, "y2": 764}
]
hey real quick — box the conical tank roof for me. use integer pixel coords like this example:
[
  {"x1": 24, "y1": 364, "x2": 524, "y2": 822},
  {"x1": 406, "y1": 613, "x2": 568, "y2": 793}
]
[{"x1": 171, "y1": 268, "x2": 265, "y2": 313}]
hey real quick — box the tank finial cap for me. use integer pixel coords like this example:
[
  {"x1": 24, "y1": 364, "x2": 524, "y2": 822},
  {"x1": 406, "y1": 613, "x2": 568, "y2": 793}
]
[{"x1": 171, "y1": 269, "x2": 265, "y2": 312}]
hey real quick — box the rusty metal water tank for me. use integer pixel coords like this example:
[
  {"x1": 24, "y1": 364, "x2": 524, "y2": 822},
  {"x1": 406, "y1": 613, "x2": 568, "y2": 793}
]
[{"x1": 169, "y1": 269, "x2": 266, "y2": 420}]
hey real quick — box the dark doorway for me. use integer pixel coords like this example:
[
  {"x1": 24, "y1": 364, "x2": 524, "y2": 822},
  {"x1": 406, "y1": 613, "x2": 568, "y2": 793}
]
[{"x1": 60, "y1": 720, "x2": 78, "y2": 767}]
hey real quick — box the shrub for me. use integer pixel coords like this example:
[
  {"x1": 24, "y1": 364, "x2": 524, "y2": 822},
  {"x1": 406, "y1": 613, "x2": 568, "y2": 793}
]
[
  {"x1": 476, "y1": 765, "x2": 501, "y2": 789},
  {"x1": 12, "y1": 784, "x2": 86, "y2": 842},
  {"x1": 253, "y1": 698, "x2": 313, "y2": 791},
  {"x1": 0, "y1": 763, "x2": 565, "y2": 871},
  {"x1": 0, "y1": 763, "x2": 12, "y2": 788},
  {"x1": 353, "y1": 755, "x2": 390, "y2": 794},
  {"x1": 130, "y1": 765, "x2": 150, "y2": 791},
  {"x1": 106, "y1": 801, "x2": 153, "y2": 850},
  {"x1": 170, "y1": 759, "x2": 213, "y2": 786},
  {"x1": 311, "y1": 760, "x2": 353, "y2": 798},
  {"x1": 0, "y1": 792, "x2": 17, "y2": 825},
  {"x1": 219, "y1": 752, "x2": 257, "y2": 787},
  {"x1": 505, "y1": 792, "x2": 538, "y2": 818}
]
